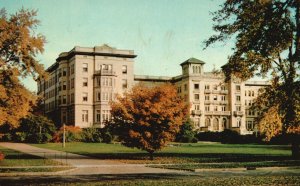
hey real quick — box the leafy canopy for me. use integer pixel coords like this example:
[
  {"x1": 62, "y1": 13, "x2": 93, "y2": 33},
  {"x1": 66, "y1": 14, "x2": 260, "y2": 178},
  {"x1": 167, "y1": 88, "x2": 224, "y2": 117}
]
[
  {"x1": 0, "y1": 8, "x2": 46, "y2": 128},
  {"x1": 205, "y1": 0, "x2": 300, "y2": 138},
  {"x1": 110, "y1": 84, "x2": 188, "y2": 157}
]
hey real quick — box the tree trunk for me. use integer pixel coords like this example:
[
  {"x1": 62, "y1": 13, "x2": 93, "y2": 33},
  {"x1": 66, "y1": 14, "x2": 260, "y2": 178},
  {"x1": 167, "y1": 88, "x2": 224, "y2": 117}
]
[
  {"x1": 149, "y1": 151, "x2": 154, "y2": 160},
  {"x1": 292, "y1": 141, "x2": 300, "y2": 159}
]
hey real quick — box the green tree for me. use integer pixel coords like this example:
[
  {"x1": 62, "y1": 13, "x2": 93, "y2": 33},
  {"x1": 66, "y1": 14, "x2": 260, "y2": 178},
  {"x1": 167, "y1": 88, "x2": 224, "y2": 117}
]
[
  {"x1": 205, "y1": 0, "x2": 300, "y2": 158},
  {"x1": 0, "y1": 8, "x2": 46, "y2": 128},
  {"x1": 110, "y1": 84, "x2": 188, "y2": 160},
  {"x1": 176, "y1": 119, "x2": 197, "y2": 143},
  {"x1": 18, "y1": 114, "x2": 56, "y2": 143}
]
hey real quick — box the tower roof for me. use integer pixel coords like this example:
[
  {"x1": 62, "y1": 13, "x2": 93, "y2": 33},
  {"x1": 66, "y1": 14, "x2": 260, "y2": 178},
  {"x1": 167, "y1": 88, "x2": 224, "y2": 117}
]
[{"x1": 180, "y1": 58, "x2": 205, "y2": 66}]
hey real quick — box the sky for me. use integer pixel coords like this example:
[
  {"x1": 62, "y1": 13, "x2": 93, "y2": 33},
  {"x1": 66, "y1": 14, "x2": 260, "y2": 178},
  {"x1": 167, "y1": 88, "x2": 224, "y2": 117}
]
[{"x1": 2, "y1": 0, "x2": 234, "y2": 91}]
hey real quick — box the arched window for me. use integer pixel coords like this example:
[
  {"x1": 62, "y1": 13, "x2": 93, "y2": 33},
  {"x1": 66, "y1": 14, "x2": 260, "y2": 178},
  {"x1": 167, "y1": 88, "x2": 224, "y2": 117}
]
[
  {"x1": 213, "y1": 118, "x2": 219, "y2": 131},
  {"x1": 205, "y1": 118, "x2": 210, "y2": 127},
  {"x1": 222, "y1": 118, "x2": 227, "y2": 128}
]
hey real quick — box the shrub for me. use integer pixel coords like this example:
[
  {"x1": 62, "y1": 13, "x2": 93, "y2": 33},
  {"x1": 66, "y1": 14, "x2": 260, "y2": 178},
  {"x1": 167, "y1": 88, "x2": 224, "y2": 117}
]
[
  {"x1": 100, "y1": 126, "x2": 113, "y2": 143},
  {"x1": 176, "y1": 119, "x2": 197, "y2": 143},
  {"x1": 220, "y1": 129, "x2": 240, "y2": 144},
  {"x1": 18, "y1": 114, "x2": 56, "y2": 143},
  {"x1": 196, "y1": 130, "x2": 263, "y2": 144},
  {"x1": 52, "y1": 126, "x2": 82, "y2": 143},
  {"x1": 82, "y1": 127, "x2": 102, "y2": 143},
  {"x1": 196, "y1": 131, "x2": 222, "y2": 142},
  {"x1": 13, "y1": 132, "x2": 27, "y2": 142},
  {"x1": 0, "y1": 152, "x2": 5, "y2": 161},
  {"x1": 1, "y1": 133, "x2": 12, "y2": 142}
]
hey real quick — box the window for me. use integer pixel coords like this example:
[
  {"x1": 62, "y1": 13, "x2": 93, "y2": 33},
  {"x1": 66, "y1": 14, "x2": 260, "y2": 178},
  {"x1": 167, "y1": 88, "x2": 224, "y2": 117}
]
[
  {"x1": 96, "y1": 110, "x2": 101, "y2": 122},
  {"x1": 62, "y1": 112, "x2": 67, "y2": 124},
  {"x1": 213, "y1": 95, "x2": 217, "y2": 101},
  {"x1": 214, "y1": 106, "x2": 218, "y2": 111},
  {"x1": 122, "y1": 65, "x2": 127, "y2": 74},
  {"x1": 205, "y1": 106, "x2": 210, "y2": 111},
  {"x1": 82, "y1": 110, "x2": 88, "y2": 122},
  {"x1": 83, "y1": 78, "x2": 88, "y2": 87},
  {"x1": 236, "y1": 106, "x2": 241, "y2": 111},
  {"x1": 221, "y1": 95, "x2": 226, "y2": 101},
  {"x1": 96, "y1": 92, "x2": 101, "y2": 101},
  {"x1": 221, "y1": 106, "x2": 226, "y2": 111},
  {"x1": 236, "y1": 85, "x2": 241, "y2": 91},
  {"x1": 184, "y1": 84, "x2": 187, "y2": 91},
  {"x1": 63, "y1": 68, "x2": 67, "y2": 76},
  {"x1": 83, "y1": 63, "x2": 88, "y2": 72},
  {"x1": 194, "y1": 83, "x2": 199, "y2": 90},
  {"x1": 205, "y1": 118, "x2": 210, "y2": 127},
  {"x1": 71, "y1": 78, "x2": 74, "y2": 89},
  {"x1": 248, "y1": 90, "x2": 251, "y2": 96},
  {"x1": 101, "y1": 110, "x2": 110, "y2": 123},
  {"x1": 205, "y1": 85, "x2": 210, "y2": 90},
  {"x1": 96, "y1": 77, "x2": 101, "y2": 86},
  {"x1": 63, "y1": 95, "x2": 67, "y2": 104},
  {"x1": 194, "y1": 104, "x2": 200, "y2": 110},
  {"x1": 63, "y1": 81, "x2": 67, "y2": 90},
  {"x1": 247, "y1": 121, "x2": 253, "y2": 131},
  {"x1": 177, "y1": 86, "x2": 182, "y2": 93},
  {"x1": 102, "y1": 92, "x2": 110, "y2": 101},
  {"x1": 237, "y1": 119, "x2": 241, "y2": 127},
  {"x1": 71, "y1": 93, "x2": 74, "y2": 103},
  {"x1": 236, "y1": 95, "x2": 241, "y2": 101},
  {"x1": 213, "y1": 85, "x2": 218, "y2": 90},
  {"x1": 122, "y1": 79, "x2": 127, "y2": 89},
  {"x1": 194, "y1": 94, "x2": 199, "y2": 101},
  {"x1": 252, "y1": 91, "x2": 255, "y2": 97},
  {"x1": 205, "y1": 95, "x2": 210, "y2": 100},
  {"x1": 71, "y1": 64, "x2": 74, "y2": 74},
  {"x1": 221, "y1": 85, "x2": 226, "y2": 90},
  {"x1": 83, "y1": 93, "x2": 88, "y2": 102}
]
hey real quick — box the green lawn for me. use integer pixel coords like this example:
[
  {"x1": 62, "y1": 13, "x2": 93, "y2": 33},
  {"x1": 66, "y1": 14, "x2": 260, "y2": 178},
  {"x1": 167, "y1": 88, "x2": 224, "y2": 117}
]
[
  {"x1": 33, "y1": 142, "x2": 294, "y2": 165},
  {"x1": 0, "y1": 146, "x2": 71, "y2": 173},
  {"x1": 2, "y1": 174, "x2": 300, "y2": 186}
]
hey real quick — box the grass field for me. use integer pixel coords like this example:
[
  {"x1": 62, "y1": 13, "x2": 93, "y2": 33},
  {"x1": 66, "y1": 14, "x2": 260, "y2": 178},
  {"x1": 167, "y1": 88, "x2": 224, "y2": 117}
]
[
  {"x1": 0, "y1": 146, "x2": 71, "y2": 173},
  {"x1": 33, "y1": 142, "x2": 295, "y2": 166},
  {"x1": 1, "y1": 174, "x2": 300, "y2": 186}
]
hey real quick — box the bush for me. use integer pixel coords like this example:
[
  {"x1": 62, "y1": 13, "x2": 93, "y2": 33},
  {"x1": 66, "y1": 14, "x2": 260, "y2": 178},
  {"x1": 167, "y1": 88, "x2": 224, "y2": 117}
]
[
  {"x1": 196, "y1": 130, "x2": 263, "y2": 144},
  {"x1": 176, "y1": 119, "x2": 197, "y2": 143},
  {"x1": 196, "y1": 131, "x2": 222, "y2": 142},
  {"x1": 0, "y1": 133, "x2": 12, "y2": 142},
  {"x1": 52, "y1": 126, "x2": 82, "y2": 143},
  {"x1": 18, "y1": 115, "x2": 56, "y2": 143},
  {"x1": 220, "y1": 129, "x2": 240, "y2": 144},
  {"x1": 100, "y1": 126, "x2": 113, "y2": 143},
  {"x1": 0, "y1": 152, "x2": 5, "y2": 161},
  {"x1": 13, "y1": 132, "x2": 27, "y2": 142},
  {"x1": 82, "y1": 127, "x2": 102, "y2": 143}
]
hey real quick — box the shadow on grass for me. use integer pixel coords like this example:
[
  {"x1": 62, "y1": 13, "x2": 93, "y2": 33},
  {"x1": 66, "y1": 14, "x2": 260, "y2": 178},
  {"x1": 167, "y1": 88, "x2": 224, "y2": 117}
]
[{"x1": 72, "y1": 152, "x2": 293, "y2": 163}]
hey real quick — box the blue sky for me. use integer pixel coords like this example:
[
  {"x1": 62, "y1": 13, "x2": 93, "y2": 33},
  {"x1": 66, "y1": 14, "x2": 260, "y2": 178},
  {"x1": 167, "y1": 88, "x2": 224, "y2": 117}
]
[{"x1": 2, "y1": 0, "x2": 234, "y2": 91}]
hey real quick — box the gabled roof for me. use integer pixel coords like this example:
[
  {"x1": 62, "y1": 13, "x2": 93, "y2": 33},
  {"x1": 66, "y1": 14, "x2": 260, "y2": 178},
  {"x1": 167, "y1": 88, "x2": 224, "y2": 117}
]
[{"x1": 180, "y1": 57, "x2": 205, "y2": 66}]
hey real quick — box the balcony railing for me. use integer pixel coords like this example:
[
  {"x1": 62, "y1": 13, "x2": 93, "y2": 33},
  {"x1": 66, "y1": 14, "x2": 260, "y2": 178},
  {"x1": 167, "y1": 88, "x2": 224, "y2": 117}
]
[
  {"x1": 204, "y1": 89, "x2": 211, "y2": 94},
  {"x1": 205, "y1": 111, "x2": 231, "y2": 116},
  {"x1": 220, "y1": 90, "x2": 228, "y2": 94},
  {"x1": 94, "y1": 70, "x2": 116, "y2": 76},
  {"x1": 191, "y1": 110, "x2": 202, "y2": 116},
  {"x1": 234, "y1": 111, "x2": 244, "y2": 116}
]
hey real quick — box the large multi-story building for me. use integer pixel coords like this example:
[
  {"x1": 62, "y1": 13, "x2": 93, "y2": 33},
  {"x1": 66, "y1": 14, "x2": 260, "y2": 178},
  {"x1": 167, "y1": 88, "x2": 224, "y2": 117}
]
[{"x1": 37, "y1": 45, "x2": 268, "y2": 134}]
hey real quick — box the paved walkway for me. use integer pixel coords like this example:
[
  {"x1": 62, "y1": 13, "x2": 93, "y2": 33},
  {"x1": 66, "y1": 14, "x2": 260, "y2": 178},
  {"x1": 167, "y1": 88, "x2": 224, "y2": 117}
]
[{"x1": 0, "y1": 143, "x2": 182, "y2": 175}]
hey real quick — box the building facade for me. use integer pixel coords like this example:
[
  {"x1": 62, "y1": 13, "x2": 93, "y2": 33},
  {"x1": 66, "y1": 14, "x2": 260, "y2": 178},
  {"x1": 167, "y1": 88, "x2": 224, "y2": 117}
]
[{"x1": 37, "y1": 45, "x2": 268, "y2": 134}]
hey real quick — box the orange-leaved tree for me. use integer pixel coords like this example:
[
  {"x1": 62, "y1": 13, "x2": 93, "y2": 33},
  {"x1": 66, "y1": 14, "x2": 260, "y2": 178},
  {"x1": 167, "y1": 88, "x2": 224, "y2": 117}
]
[
  {"x1": 0, "y1": 8, "x2": 46, "y2": 128},
  {"x1": 110, "y1": 84, "x2": 188, "y2": 160}
]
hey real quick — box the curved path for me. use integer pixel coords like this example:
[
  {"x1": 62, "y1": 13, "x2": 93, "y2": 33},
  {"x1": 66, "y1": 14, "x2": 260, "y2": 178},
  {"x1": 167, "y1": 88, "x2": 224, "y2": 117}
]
[{"x1": 0, "y1": 142, "x2": 182, "y2": 175}]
